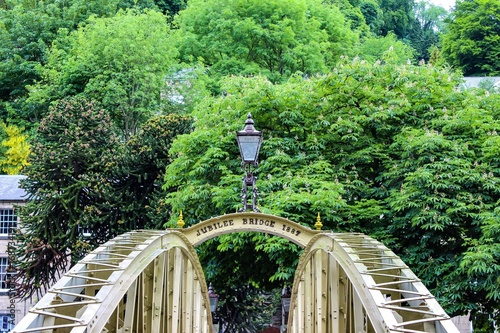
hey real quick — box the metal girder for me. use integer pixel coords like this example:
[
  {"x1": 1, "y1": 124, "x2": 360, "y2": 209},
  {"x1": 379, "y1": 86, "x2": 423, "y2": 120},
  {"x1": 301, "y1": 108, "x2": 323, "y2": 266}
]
[
  {"x1": 12, "y1": 230, "x2": 213, "y2": 333},
  {"x1": 11, "y1": 213, "x2": 461, "y2": 333},
  {"x1": 288, "y1": 233, "x2": 461, "y2": 333}
]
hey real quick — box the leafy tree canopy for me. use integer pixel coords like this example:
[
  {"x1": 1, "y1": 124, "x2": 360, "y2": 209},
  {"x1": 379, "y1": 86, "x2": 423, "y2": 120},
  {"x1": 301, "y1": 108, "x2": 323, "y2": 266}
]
[
  {"x1": 358, "y1": 0, "x2": 384, "y2": 34},
  {"x1": 27, "y1": 8, "x2": 178, "y2": 138},
  {"x1": 378, "y1": 0, "x2": 415, "y2": 38},
  {"x1": 408, "y1": 1, "x2": 448, "y2": 62},
  {"x1": 0, "y1": 122, "x2": 30, "y2": 174},
  {"x1": 164, "y1": 59, "x2": 500, "y2": 329},
  {"x1": 174, "y1": 0, "x2": 358, "y2": 84},
  {"x1": 13, "y1": 97, "x2": 192, "y2": 299},
  {"x1": 14, "y1": 97, "x2": 121, "y2": 298},
  {"x1": 442, "y1": 0, "x2": 500, "y2": 75},
  {"x1": 0, "y1": 0, "x2": 173, "y2": 128},
  {"x1": 115, "y1": 113, "x2": 193, "y2": 229},
  {"x1": 0, "y1": 0, "x2": 121, "y2": 125},
  {"x1": 357, "y1": 32, "x2": 415, "y2": 63}
]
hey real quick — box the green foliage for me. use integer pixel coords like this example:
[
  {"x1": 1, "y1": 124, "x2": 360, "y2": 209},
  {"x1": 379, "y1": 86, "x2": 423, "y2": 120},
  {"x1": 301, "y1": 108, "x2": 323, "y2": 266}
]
[
  {"x1": 164, "y1": 59, "x2": 500, "y2": 328},
  {"x1": 0, "y1": 122, "x2": 30, "y2": 174},
  {"x1": 27, "y1": 9, "x2": 178, "y2": 138},
  {"x1": 378, "y1": 0, "x2": 414, "y2": 38},
  {"x1": 357, "y1": 32, "x2": 415, "y2": 63},
  {"x1": 116, "y1": 113, "x2": 193, "y2": 229},
  {"x1": 442, "y1": 0, "x2": 500, "y2": 75},
  {"x1": 325, "y1": 0, "x2": 370, "y2": 37},
  {"x1": 12, "y1": 100, "x2": 192, "y2": 298},
  {"x1": 151, "y1": 0, "x2": 186, "y2": 16},
  {"x1": 214, "y1": 284, "x2": 280, "y2": 332},
  {"x1": 0, "y1": 0, "x2": 122, "y2": 124},
  {"x1": 174, "y1": 0, "x2": 358, "y2": 84},
  {"x1": 359, "y1": 0, "x2": 384, "y2": 34},
  {"x1": 14, "y1": 97, "x2": 121, "y2": 298},
  {"x1": 408, "y1": 1, "x2": 448, "y2": 62}
]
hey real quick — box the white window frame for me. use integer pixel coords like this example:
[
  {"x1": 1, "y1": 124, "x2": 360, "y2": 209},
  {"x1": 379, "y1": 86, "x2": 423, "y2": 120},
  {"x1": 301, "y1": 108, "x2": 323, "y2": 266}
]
[
  {"x1": 0, "y1": 313, "x2": 15, "y2": 332},
  {"x1": 0, "y1": 209, "x2": 17, "y2": 236},
  {"x1": 0, "y1": 257, "x2": 9, "y2": 293}
]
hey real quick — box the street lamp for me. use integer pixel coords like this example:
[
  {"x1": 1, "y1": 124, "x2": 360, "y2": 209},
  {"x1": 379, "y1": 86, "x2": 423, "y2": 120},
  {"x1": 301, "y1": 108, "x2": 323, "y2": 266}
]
[
  {"x1": 208, "y1": 283, "x2": 219, "y2": 312},
  {"x1": 208, "y1": 283, "x2": 219, "y2": 332},
  {"x1": 236, "y1": 113, "x2": 263, "y2": 212},
  {"x1": 281, "y1": 285, "x2": 291, "y2": 332}
]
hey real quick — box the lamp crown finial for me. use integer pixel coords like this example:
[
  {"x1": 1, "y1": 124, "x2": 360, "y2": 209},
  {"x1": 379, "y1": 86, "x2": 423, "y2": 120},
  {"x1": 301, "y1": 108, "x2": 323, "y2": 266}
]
[{"x1": 243, "y1": 113, "x2": 257, "y2": 132}]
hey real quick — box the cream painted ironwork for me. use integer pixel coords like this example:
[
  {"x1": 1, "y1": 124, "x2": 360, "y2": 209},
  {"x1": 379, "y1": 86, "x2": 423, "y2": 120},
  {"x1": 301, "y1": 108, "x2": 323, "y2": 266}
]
[
  {"x1": 12, "y1": 213, "x2": 461, "y2": 333},
  {"x1": 289, "y1": 233, "x2": 460, "y2": 333},
  {"x1": 12, "y1": 230, "x2": 213, "y2": 333}
]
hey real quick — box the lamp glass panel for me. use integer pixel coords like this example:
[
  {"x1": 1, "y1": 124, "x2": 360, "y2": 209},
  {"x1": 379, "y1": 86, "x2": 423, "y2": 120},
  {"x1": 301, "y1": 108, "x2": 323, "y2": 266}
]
[
  {"x1": 238, "y1": 136, "x2": 260, "y2": 162},
  {"x1": 282, "y1": 298, "x2": 291, "y2": 313},
  {"x1": 210, "y1": 297, "x2": 218, "y2": 312}
]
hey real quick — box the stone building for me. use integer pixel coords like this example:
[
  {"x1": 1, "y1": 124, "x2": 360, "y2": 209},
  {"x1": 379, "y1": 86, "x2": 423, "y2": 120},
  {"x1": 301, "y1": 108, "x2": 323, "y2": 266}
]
[{"x1": 0, "y1": 175, "x2": 35, "y2": 331}]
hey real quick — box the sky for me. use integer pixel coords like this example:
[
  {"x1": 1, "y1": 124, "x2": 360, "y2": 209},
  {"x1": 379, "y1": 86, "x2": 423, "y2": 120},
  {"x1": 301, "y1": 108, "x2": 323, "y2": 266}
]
[{"x1": 429, "y1": 0, "x2": 456, "y2": 10}]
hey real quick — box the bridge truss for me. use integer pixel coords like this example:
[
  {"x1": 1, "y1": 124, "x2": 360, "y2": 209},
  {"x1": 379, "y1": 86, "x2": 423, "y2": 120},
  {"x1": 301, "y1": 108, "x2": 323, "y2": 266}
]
[
  {"x1": 289, "y1": 233, "x2": 459, "y2": 333},
  {"x1": 11, "y1": 213, "x2": 460, "y2": 333}
]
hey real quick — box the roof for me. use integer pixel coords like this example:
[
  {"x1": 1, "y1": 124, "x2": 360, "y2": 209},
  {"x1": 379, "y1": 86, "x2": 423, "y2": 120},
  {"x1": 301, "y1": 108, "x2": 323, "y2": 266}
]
[
  {"x1": 462, "y1": 77, "x2": 500, "y2": 89},
  {"x1": 0, "y1": 175, "x2": 27, "y2": 201}
]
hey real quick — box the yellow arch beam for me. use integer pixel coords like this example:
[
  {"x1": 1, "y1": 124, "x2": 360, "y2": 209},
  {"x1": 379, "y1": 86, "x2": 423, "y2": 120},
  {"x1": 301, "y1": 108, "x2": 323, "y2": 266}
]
[
  {"x1": 12, "y1": 230, "x2": 214, "y2": 333},
  {"x1": 12, "y1": 213, "x2": 461, "y2": 333},
  {"x1": 180, "y1": 212, "x2": 321, "y2": 247},
  {"x1": 289, "y1": 233, "x2": 461, "y2": 333}
]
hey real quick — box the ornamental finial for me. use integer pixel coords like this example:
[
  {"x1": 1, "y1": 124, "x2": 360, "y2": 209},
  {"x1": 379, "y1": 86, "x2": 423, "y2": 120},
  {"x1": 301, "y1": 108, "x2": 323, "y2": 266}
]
[
  {"x1": 314, "y1": 212, "x2": 323, "y2": 230},
  {"x1": 177, "y1": 211, "x2": 185, "y2": 229}
]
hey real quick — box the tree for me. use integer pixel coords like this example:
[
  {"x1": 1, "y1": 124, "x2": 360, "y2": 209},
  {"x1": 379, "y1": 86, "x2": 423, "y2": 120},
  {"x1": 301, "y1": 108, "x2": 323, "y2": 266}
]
[
  {"x1": 163, "y1": 60, "x2": 500, "y2": 329},
  {"x1": 0, "y1": 122, "x2": 30, "y2": 174},
  {"x1": 357, "y1": 32, "x2": 415, "y2": 63},
  {"x1": 442, "y1": 0, "x2": 500, "y2": 75},
  {"x1": 12, "y1": 100, "x2": 193, "y2": 299},
  {"x1": 174, "y1": 0, "x2": 358, "y2": 84},
  {"x1": 151, "y1": 0, "x2": 186, "y2": 16},
  {"x1": 378, "y1": 0, "x2": 415, "y2": 38},
  {"x1": 325, "y1": 0, "x2": 371, "y2": 37},
  {"x1": 115, "y1": 113, "x2": 193, "y2": 229},
  {"x1": 408, "y1": 1, "x2": 448, "y2": 62},
  {"x1": 0, "y1": 0, "x2": 123, "y2": 126},
  {"x1": 13, "y1": 97, "x2": 122, "y2": 298},
  {"x1": 359, "y1": 0, "x2": 384, "y2": 34},
  {"x1": 27, "y1": 9, "x2": 178, "y2": 138}
]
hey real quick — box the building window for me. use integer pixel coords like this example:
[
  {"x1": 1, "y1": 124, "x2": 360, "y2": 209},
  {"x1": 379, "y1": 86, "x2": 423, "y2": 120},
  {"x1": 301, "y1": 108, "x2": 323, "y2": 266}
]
[
  {"x1": 0, "y1": 209, "x2": 17, "y2": 235},
  {"x1": 0, "y1": 314, "x2": 14, "y2": 332},
  {"x1": 0, "y1": 257, "x2": 9, "y2": 291}
]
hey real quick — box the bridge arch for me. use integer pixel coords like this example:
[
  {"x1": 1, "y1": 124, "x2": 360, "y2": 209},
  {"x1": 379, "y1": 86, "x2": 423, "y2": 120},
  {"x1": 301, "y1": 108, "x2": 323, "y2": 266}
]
[
  {"x1": 12, "y1": 213, "x2": 460, "y2": 333},
  {"x1": 289, "y1": 233, "x2": 460, "y2": 333},
  {"x1": 13, "y1": 230, "x2": 213, "y2": 333},
  {"x1": 181, "y1": 212, "x2": 320, "y2": 247}
]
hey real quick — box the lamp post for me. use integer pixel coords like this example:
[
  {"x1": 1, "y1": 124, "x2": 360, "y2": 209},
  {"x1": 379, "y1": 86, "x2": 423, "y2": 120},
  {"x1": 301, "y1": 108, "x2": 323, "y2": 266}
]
[
  {"x1": 281, "y1": 285, "x2": 291, "y2": 332},
  {"x1": 236, "y1": 113, "x2": 263, "y2": 212},
  {"x1": 208, "y1": 283, "x2": 219, "y2": 332}
]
